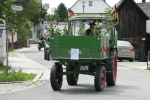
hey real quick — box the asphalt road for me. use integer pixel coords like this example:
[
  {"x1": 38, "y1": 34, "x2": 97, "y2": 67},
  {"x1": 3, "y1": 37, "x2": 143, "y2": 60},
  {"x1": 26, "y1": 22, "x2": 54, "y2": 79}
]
[{"x1": 0, "y1": 45, "x2": 150, "y2": 100}]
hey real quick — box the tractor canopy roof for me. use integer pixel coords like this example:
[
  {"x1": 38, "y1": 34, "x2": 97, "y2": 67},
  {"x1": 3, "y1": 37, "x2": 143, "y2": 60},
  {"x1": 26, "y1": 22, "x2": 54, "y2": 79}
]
[{"x1": 68, "y1": 13, "x2": 107, "y2": 21}]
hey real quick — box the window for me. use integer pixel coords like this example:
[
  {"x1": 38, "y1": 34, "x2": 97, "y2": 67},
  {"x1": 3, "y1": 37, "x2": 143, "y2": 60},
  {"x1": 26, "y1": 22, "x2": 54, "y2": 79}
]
[
  {"x1": 89, "y1": 1, "x2": 92, "y2": 6},
  {"x1": 29, "y1": 32, "x2": 32, "y2": 38},
  {"x1": 37, "y1": 30, "x2": 40, "y2": 38}
]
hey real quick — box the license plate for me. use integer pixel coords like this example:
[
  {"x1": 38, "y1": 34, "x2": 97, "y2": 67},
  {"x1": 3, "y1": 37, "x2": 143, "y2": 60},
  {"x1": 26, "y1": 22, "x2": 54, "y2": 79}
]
[
  {"x1": 80, "y1": 66, "x2": 88, "y2": 70},
  {"x1": 120, "y1": 48, "x2": 127, "y2": 52}
]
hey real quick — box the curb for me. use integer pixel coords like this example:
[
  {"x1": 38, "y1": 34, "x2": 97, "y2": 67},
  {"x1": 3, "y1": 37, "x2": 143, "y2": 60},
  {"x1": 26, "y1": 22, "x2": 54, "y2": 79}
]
[
  {"x1": 19, "y1": 48, "x2": 46, "y2": 82},
  {"x1": 118, "y1": 64, "x2": 148, "y2": 70}
]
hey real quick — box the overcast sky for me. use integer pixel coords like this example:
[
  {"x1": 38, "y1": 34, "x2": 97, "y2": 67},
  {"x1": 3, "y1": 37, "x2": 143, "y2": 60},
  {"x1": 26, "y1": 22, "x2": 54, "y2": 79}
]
[{"x1": 42, "y1": 0, "x2": 150, "y2": 13}]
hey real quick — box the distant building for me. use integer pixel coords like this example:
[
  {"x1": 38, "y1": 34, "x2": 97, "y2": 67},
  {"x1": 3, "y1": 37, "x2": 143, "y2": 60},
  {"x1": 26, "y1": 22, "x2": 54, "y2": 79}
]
[
  {"x1": 0, "y1": 22, "x2": 6, "y2": 63},
  {"x1": 116, "y1": 0, "x2": 149, "y2": 61},
  {"x1": 137, "y1": 1, "x2": 150, "y2": 61},
  {"x1": 30, "y1": 21, "x2": 68, "y2": 42}
]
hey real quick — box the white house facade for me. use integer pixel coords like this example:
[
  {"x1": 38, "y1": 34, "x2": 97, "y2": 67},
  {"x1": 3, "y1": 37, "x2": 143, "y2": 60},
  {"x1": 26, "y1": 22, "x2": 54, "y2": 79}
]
[
  {"x1": 70, "y1": 0, "x2": 110, "y2": 13},
  {"x1": 0, "y1": 23, "x2": 6, "y2": 63},
  {"x1": 30, "y1": 21, "x2": 68, "y2": 42}
]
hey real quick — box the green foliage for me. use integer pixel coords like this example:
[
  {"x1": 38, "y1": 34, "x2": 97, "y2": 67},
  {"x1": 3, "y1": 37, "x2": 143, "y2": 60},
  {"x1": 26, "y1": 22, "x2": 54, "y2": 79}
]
[
  {"x1": 77, "y1": 6, "x2": 119, "y2": 36},
  {"x1": 0, "y1": 0, "x2": 14, "y2": 24},
  {"x1": 9, "y1": 47, "x2": 15, "y2": 52},
  {"x1": 104, "y1": 6, "x2": 119, "y2": 28},
  {"x1": 0, "y1": 63, "x2": 11, "y2": 72},
  {"x1": 41, "y1": 3, "x2": 50, "y2": 19},
  {"x1": 56, "y1": 3, "x2": 68, "y2": 22},
  {"x1": 5, "y1": 0, "x2": 49, "y2": 42},
  {"x1": 77, "y1": 25, "x2": 85, "y2": 36},
  {"x1": 0, "y1": 64, "x2": 36, "y2": 82},
  {"x1": 0, "y1": 63, "x2": 5, "y2": 72}
]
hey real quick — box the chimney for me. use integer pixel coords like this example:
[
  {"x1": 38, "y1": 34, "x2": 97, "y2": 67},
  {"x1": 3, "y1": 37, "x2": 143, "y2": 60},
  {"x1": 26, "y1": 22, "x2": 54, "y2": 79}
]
[{"x1": 142, "y1": 0, "x2": 146, "y2": 2}]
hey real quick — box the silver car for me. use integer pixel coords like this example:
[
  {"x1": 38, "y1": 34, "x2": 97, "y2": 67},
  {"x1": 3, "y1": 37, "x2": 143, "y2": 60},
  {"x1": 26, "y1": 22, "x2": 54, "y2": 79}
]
[{"x1": 117, "y1": 40, "x2": 135, "y2": 62}]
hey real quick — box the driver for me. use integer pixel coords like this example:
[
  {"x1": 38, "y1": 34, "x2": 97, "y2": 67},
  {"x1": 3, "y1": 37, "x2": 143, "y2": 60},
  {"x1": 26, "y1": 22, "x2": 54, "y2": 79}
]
[
  {"x1": 42, "y1": 28, "x2": 50, "y2": 42},
  {"x1": 85, "y1": 23, "x2": 95, "y2": 36}
]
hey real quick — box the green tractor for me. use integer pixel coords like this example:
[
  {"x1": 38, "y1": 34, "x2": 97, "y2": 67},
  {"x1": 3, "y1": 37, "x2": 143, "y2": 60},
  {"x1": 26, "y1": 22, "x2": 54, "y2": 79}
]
[{"x1": 49, "y1": 13, "x2": 118, "y2": 91}]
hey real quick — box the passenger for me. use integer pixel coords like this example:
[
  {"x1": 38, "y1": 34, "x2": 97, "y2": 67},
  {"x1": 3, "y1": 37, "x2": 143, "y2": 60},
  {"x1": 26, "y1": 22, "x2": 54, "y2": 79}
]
[
  {"x1": 43, "y1": 28, "x2": 50, "y2": 37},
  {"x1": 39, "y1": 34, "x2": 44, "y2": 40},
  {"x1": 85, "y1": 23, "x2": 95, "y2": 36}
]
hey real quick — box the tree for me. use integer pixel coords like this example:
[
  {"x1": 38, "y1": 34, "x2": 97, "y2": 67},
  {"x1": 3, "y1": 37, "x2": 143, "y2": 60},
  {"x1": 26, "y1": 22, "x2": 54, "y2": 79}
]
[
  {"x1": 0, "y1": 0, "x2": 13, "y2": 24},
  {"x1": 31, "y1": 3, "x2": 50, "y2": 25},
  {"x1": 56, "y1": 3, "x2": 68, "y2": 22},
  {"x1": 6, "y1": 0, "x2": 41, "y2": 40},
  {"x1": 5, "y1": 0, "x2": 50, "y2": 43}
]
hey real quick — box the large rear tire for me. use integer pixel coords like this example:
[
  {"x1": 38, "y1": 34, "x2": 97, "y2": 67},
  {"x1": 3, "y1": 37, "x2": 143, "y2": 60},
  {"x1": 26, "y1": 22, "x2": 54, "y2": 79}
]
[
  {"x1": 106, "y1": 49, "x2": 117, "y2": 86},
  {"x1": 50, "y1": 63, "x2": 63, "y2": 90},
  {"x1": 94, "y1": 65, "x2": 106, "y2": 91},
  {"x1": 66, "y1": 64, "x2": 79, "y2": 85}
]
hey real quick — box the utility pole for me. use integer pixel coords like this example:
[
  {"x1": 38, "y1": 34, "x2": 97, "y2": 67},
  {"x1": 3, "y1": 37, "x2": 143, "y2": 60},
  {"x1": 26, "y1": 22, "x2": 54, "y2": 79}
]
[
  {"x1": 82, "y1": 1, "x2": 85, "y2": 13},
  {"x1": 6, "y1": 28, "x2": 9, "y2": 74}
]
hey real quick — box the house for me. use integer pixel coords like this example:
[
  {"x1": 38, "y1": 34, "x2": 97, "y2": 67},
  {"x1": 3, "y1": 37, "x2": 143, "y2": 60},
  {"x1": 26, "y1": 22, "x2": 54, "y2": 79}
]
[
  {"x1": 30, "y1": 0, "x2": 110, "y2": 42},
  {"x1": 116, "y1": 0, "x2": 149, "y2": 61},
  {"x1": 137, "y1": 1, "x2": 150, "y2": 60},
  {"x1": 71, "y1": 0, "x2": 110, "y2": 14},
  {"x1": 0, "y1": 23, "x2": 7, "y2": 63},
  {"x1": 30, "y1": 21, "x2": 68, "y2": 42}
]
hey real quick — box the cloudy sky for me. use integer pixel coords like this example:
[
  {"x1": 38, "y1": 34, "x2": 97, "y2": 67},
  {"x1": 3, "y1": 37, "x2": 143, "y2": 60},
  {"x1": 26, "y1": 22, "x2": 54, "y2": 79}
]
[{"x1": 42, "y1": 0, "x2": 150, "y2": 13}]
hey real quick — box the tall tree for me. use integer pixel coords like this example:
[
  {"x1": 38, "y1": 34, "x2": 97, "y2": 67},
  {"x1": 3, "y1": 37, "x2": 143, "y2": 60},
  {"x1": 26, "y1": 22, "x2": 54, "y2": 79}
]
[
  {"x1": 6, "y1": 0, "x2": 48, "y2": 42},
  {"x1": 56, "y1": 3, "x2": 67, "y2": 22},
  {"x1": 0, "y1": 0, "x2": 13, "y2": 24}
]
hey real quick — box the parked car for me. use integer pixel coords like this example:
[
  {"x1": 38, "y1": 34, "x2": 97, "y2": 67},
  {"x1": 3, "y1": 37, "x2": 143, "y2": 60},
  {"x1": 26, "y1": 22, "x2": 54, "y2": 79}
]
[{"x1": 117, "y1": 40, "x2": 135, "y2": 62}]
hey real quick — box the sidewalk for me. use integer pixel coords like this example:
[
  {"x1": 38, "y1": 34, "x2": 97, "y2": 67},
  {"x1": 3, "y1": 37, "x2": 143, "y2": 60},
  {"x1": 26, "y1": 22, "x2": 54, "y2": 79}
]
[
  {"x1": 0, "y1": 46, "x2": 50, "y2": 95},
  {"x1": 0, "y1": 45, "x2": 149, "y2": 95},
  {"x1": 118, "y1": 61, "x2": 149, "y2": 70}
]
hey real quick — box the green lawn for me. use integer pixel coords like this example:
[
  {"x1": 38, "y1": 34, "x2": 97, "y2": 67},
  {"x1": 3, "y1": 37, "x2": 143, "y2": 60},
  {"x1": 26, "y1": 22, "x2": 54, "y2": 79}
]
[{"x1": 0, "y1": 63, "x2": 36, "y2": 82}]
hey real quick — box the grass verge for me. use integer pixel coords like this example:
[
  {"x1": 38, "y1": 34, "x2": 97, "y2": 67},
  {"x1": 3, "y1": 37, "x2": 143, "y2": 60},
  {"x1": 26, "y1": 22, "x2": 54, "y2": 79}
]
[
  {"x1": 0, "y1": 63, "x2": 36, "y2": 82},
  {"x1": 9, "y1": 47, "x2": 15, "y2": 52}
]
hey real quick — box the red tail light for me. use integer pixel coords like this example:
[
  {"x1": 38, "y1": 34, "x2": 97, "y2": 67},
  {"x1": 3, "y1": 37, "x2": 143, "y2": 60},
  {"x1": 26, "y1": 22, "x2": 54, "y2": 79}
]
[{"x1": 131, "y1": 48, "x2": 135, "y2": 52}]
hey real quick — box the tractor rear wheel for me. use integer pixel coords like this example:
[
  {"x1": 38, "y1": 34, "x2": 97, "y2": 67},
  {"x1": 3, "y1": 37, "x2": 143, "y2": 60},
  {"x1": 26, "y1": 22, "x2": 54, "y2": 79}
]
[
  {"x1": 94, "y1": 65, "x2": 106, "y2": 91},
  {"x1": 106, "y1": 49, "x2": 117, "y2": 86},
  {"x1": 66, "y1": 64, "x2": 79, "y2": 85},
  {"x1": 50, "y1": 63, "x2": 63, "y2": 90}
]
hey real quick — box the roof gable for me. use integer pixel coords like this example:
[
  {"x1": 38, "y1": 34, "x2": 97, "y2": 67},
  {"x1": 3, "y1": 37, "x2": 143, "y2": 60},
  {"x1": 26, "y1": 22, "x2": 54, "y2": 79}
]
[
  {"x1": 137, "y1": 2, "x2": 150, "y2": 17},
  {"x1": 116, "y1": 0, "x2": 149, "y2": 19},
  {"x1": 70, "y1": 0, "x2": 110, "y2": 13}
]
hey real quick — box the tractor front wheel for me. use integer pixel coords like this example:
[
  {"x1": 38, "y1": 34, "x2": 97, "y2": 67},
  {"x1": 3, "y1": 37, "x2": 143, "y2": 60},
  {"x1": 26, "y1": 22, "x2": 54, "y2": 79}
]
[{"x1": 50, "y1": 63, "x2": 63, "y2": 90}]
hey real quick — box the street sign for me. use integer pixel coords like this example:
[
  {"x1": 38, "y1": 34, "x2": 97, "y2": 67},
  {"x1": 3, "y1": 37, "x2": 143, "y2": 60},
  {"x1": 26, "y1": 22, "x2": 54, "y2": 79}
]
[
  {"x1": 13, "y1": 0, "x2": 28, "y2": 3},
  {"x1": 12, "y1": 6, "x2": 23, "y2": 11}
]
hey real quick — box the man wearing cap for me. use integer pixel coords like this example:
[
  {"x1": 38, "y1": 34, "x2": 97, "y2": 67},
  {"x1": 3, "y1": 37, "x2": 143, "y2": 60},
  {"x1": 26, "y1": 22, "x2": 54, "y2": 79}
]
[{"x1": 85, "y1": 23, "x2": 95, "y2": 36}]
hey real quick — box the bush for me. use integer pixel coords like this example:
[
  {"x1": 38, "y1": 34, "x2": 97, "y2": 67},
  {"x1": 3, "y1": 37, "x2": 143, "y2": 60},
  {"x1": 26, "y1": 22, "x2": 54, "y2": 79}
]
[
  {"x1": 9, "y1": 47, "x2": 15, "y2": 51},
  {"x1": 0, "y1": 64, "x2": 36, "y2": 82}
]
